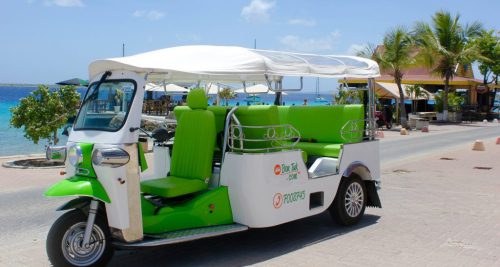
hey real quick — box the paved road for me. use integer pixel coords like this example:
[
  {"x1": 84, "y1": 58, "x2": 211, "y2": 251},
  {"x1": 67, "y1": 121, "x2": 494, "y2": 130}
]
[
  {"x1": 380, "y1": 124, "x2": 500, "y2": 165},
  {"x1": 0, "y1": 124, "x2": 499, "y2": 266}
]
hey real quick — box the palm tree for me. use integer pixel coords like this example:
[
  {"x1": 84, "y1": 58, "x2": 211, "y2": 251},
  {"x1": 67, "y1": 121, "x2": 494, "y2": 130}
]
[
  {"x1": 414, "y1": 11, "x2": 483, "y2": 120},
  {"x1": 217, "y1": 87, "x2": 237, "y2": 106},
  {"x1": 405, "y1": 84, "x2": 430, "y2": 114},
  {"x1": 366, "y1": 27, "x2": 414, "y2": 127}
]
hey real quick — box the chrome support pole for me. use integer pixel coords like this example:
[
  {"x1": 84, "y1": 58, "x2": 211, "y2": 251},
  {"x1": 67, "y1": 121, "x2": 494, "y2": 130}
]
[
  {"x1": 82, "y1": 200, "x2": 99, "y2": 247},
  {"x1": 221, "y1": 106, "x2": 239, "y2": 165},
  {"x1": 367, "y1": 78, "x2": 376, "y2": 140}
]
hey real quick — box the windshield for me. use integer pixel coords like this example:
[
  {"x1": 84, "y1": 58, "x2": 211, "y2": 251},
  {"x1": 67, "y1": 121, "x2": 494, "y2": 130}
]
[{"x1": 74, "y1": 80, "x2": 136, "y2": 131}]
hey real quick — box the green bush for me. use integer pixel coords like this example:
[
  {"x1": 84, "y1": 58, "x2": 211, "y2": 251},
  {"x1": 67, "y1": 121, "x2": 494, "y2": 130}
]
[
  {"x1": 434, "y1": 91, "x2": 464, "y2": 112},
  {"x1": 10, "y1": 85, "x2": 80, "y2": 145}
]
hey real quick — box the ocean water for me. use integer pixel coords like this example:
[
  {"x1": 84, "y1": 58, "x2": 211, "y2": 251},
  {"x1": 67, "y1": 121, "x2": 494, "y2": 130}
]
[{"x1": 0, "y1": 85, "x2": 332, "y2": 156}]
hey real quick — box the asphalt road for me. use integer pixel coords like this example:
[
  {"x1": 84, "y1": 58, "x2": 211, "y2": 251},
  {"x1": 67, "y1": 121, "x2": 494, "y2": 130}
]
[
  {"x1": 380, "y1": 125, "x2": 500, "y2": 165},
  {"x1": 0, "y1": 124, "x2": 499, "y2": 266}
]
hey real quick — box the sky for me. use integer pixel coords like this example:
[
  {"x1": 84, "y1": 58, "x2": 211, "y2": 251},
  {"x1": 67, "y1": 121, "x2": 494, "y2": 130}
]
[{"x1": 0, "y1": 0, "x2": 498, "y2": 91}]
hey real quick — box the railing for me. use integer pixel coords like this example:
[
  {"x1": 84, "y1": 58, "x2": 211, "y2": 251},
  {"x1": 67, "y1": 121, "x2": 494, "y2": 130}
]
[
  {"x1": 340, "y1": 118, "x2": 377, "y2": 143},
  {"x1": 227, "y1": 124, "x2": 301, "y2": 153}
]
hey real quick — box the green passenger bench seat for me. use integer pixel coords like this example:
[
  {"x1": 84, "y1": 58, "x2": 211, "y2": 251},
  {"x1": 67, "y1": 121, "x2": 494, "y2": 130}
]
[
  {"x1": 278, "y1": 105, "x2": 364, "y2": 158},
  {"x1": 141, "y1": 89, "x2": 216, "y2": 198}
]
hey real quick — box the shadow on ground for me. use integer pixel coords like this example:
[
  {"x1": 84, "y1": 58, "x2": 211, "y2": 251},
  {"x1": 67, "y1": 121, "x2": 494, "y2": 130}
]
[{"x1": 109, "y1": 212, "x2": 380, "y2": 266}]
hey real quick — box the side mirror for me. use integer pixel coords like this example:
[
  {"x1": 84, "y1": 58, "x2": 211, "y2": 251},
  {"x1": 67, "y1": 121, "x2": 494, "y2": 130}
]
[
  {"x1": 62, "y1": 125, "x2": 72, "y2": 136},
  {"x1": 151, "y1": 127, "x2": 174, "y2": 142}
]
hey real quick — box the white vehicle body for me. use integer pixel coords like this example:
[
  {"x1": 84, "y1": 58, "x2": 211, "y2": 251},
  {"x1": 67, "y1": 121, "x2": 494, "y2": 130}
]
[
  {"x1": 82, "y1": 45, "x2": 381, "y2": 235},
  {"x1": 222, "y1": 141, "x2": 379, "y2": 228}
]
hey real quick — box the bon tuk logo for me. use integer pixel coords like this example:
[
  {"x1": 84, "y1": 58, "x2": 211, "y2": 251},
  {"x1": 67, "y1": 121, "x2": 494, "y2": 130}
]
[
  {"x1": 273, "y1": 190, "x2": 305, "y2": 209},
  {"x1": 273, "y1": 162, "x2": 300, "y2": 180}
]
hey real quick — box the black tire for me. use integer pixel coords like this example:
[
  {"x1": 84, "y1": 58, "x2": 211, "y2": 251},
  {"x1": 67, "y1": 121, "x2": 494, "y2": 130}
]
[
  {"x1": 47, "y1": 209, "x2": 114, "y2": 267},
  {"x1": 386, "y1": 121, "x2": 393, "y2": 129},
  {"x1": 329, "y1": 176, "x2": 367, "y2": 226}
]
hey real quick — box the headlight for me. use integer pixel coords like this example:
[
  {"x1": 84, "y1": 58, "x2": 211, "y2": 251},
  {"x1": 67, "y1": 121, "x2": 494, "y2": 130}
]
[
  {"x1": 92, "y1": 148, "x2": 129, "y2": 168},
  {"x1": 68, "y1": 145, "x2": 83, "y2": 167},
  {"x1": 46, "y1": 146, "x2": 66, "y2": 162}
]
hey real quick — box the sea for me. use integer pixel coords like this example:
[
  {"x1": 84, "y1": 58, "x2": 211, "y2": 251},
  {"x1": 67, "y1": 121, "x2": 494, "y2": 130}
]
[{"x1": 0, "y1": 85, "x2": 332, "y2": 157}]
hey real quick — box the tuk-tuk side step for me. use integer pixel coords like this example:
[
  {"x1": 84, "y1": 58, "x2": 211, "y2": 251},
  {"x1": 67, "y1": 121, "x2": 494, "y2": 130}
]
[{"x1": 113, "y1": 223, "x2": 248, "y2": 248}]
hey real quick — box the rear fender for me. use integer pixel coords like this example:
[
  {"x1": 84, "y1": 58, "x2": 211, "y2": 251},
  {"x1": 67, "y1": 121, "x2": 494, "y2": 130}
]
[
  {"x1": 45, "y1": 175, "x2": 111, "y2": 203},
  {"x1": 342, "y1": 161, "x2": 382, "y2": 208}
]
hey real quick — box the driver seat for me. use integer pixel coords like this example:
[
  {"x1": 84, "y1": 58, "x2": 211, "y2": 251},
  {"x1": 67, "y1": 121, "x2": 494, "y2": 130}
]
[{"x1": 141, "y1": 89, "x2": 215, "y2": 198}]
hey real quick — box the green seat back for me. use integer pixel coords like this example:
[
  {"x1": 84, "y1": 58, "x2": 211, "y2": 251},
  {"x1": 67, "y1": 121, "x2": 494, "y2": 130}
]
[
  {"x1": 278, "y1": 105, "x2": 364, "y2": 143},
  {"x1": 170, "y1": 90, "x2": 215, "y2": 181},
  {"x1": 234, "y1": 105, "x2": 280, "y2": 151},
  {"x1": 175, "y1": 106, "x2": 229, "y2": 134}
]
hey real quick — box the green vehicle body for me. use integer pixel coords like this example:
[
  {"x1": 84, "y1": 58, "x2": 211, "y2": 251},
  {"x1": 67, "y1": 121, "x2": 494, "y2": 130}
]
[
  {"x1": 45, "y1": 139, "x2": 234, "y2": 234},
  {"x1": 45, "y1": 175, "x2": 111, "y2": 203},
  {"x1": 141, "y1": 186, "x2": 233, "y2": 234}
]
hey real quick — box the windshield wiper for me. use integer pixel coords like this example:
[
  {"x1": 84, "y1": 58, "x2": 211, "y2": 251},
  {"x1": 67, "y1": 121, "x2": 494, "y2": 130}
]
[{"x1": 81, "y1": 71, "x2": 112, "y2": 106}]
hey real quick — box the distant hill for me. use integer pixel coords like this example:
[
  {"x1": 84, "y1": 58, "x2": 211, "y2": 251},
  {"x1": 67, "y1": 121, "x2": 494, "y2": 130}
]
[{"x1": 0, "y1": 83, "x2": 57, "y2": 87}]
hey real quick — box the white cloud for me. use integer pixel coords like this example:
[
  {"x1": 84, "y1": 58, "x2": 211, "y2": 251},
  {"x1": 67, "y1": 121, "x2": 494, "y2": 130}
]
[
  {"x1": 133, "y1": 10, "x2": 165, "y2": 21},
  {"x1": 279, "y1": 31, "x2": 341, "y2": 53},
  {"x1": 44, "y1": 0, "x2": 83, "y2": 7},
  {"x1": 133, "y1": 10, "x2": 146, "y2": 17},
  {"x1": 288, "y1": 19, "x2": 316, "y2": 27},
  {"x1": 347, "y1": 44, "x2": 366, "y2": 55},
  {"x1": 241, "y1": 0, "x2": 275, "y2": 23}
]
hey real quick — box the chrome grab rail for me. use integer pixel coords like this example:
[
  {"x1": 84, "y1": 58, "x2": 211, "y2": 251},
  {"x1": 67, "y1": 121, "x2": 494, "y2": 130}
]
[
  {"x1": 340, "y1": 118, "x2": 377, "y2": 143},
  {"x1": 227, "y1": 124, "x2": 301, "y2": 152},
  {"x1": 221, "y1": 106, "x2": 239, "y2": 164}
]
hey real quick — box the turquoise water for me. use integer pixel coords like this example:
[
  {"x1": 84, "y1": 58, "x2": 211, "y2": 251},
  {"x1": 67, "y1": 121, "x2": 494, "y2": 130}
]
[{"x1": 0, "y1": 86, "x2": 332, "y2": 156}]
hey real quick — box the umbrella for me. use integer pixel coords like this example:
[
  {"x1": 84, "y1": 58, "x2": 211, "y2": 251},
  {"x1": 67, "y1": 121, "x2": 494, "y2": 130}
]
[
  {"x1": 206, "y1": 84, "x2": 224, "y2": 95},
  {"x1": 56, "y1": 78, "x2": 89, "y2": 86},
  {"x1": 145, "y1": 83, "x2": 189, "y2": 94}
]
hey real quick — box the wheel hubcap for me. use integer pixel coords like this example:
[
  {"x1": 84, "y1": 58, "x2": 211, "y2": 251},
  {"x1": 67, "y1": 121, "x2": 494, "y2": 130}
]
[
  {"x1": 344, "y1": 182, "x2": 364, "y2": 218},
  {"x1": 61, "y1": 222, "x2": 106, "y2": 266}
]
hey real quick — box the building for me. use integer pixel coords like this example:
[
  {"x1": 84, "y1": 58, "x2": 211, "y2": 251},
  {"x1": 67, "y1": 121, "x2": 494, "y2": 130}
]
[{"x1": 343, "y1": 46, "x2": 494, "y2": 115}]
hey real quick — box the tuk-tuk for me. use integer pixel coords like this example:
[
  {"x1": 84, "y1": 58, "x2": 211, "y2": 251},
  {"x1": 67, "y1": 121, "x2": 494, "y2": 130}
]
[{"x1": 44, "y1": 45, "x2": 382, "y2": 266}]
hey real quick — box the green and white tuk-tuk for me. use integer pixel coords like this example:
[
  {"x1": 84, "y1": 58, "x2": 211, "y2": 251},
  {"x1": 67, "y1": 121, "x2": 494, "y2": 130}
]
[{"x1": 44, "y1": 45, "x2": 382, "y2": 266}]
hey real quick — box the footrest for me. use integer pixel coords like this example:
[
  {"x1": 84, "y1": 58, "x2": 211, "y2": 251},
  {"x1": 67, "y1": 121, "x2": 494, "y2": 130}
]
[{"x1": 114, "y1": 224, "x2": 248, "y2": 248}]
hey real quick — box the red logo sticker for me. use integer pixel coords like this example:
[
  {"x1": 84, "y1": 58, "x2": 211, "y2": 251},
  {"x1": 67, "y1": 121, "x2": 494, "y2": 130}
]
[
  {"x1": 274, "y1": 164, "x2": 281, "y2": 175},
  {"x1": 273, "y1": 193, "x2": 283, "y2": 209}
]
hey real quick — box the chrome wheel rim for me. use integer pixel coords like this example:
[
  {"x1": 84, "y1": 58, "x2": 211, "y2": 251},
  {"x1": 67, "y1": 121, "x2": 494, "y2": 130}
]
[
  {"x1": 345, "y1": 182, "x2": 364, "y2": 218},
  {"x1": 61, "y1": 222, "x2": 106, "y2": 266}
]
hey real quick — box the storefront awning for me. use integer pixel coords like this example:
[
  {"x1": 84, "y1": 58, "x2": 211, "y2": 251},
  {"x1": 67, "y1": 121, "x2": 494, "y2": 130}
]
[{"x1": 376, "y1": 82, "x2": 434, "y2": 100}]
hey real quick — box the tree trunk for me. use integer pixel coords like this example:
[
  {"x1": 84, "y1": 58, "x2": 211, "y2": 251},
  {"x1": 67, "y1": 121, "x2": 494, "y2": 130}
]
[
  {"x1": 53, "y1": 129, "x2": 58, "y2": 145},
  {"x1": 443, "y1": 74, "x2": 450, "y2": 121},
  {"x1": 395, "y1": 75, "x2": 408, "y2": 128}
]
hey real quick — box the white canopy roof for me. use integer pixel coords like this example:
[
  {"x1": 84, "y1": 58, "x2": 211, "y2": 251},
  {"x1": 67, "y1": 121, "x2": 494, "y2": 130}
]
[
  {"x1": 89, "y1": 45, "x2": 380, "y2": 82},
  {"x1": 234, "y1": 84, "x2": 287, "y2": 95},
  {"x1": 375, "y1": 82, "x2": 434, "y2": 100},
  {"x1": 145, "y1": 83, "x2": 189, "y2": 93}
]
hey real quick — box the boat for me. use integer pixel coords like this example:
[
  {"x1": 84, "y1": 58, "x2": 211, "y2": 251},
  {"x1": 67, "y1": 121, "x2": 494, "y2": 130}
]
[{"x1": 314, "y1": 78, "x2": 329, "y2": 103}]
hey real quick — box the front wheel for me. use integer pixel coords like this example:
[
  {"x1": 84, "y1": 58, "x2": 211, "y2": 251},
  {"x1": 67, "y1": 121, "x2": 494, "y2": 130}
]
[
  {"x1": 47, "y1": 209, "x2": 114, "y2": 267},
  {"x1": 329, "y1": 176, "x2": 366, "y2": 226}
]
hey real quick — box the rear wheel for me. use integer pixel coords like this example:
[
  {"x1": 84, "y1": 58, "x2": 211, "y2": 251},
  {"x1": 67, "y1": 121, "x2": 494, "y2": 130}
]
[
  {"x1": 47, "y1": 209, "x2": 114, "y2": 267},
  {"x1": 329, "y1": 176, "x2": 366, "y2": 226}
]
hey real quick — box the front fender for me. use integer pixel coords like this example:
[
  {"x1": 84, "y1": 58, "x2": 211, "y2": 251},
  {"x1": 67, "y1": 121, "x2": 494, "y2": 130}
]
[{"x1": 44, "y1": 175, "x2": 111, "y2": 203}]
